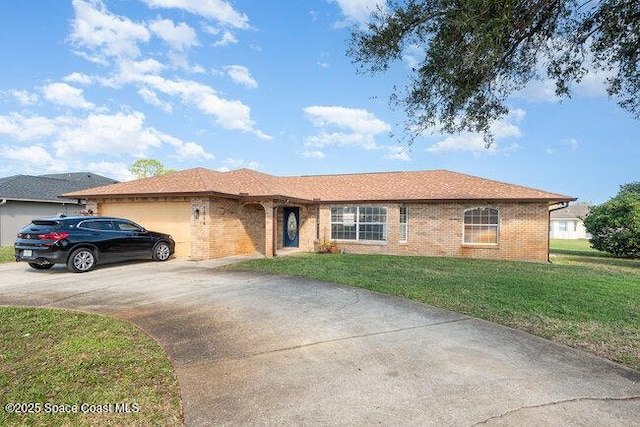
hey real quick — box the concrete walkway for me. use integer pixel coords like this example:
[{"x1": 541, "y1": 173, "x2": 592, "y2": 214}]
[{"x1": 0, "y1": 259, "x2": 638, "y2": 425}]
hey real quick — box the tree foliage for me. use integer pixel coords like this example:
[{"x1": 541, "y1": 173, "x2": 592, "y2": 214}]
[
  {"x1": 348, "y1": 0, "x2": 639, "y2": 145},
  {"x1": 129, "y1": 159, "x2": 175, "y2": 179},
  {"x1": 583, "y1": 182, "x2": 640, "y2": 258}
]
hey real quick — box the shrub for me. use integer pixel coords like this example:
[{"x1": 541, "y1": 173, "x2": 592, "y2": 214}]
[{"x1": 584, "y1": 183, "x2": 640, "y2": 258}]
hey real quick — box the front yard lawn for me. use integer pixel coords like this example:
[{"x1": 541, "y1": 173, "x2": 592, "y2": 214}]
[
  {"x1": 0, "y1": 307, "x2": 183, "y2": 426},
  {"x1": 232, "y1": 246, "x2": 639, "y2": 370}
]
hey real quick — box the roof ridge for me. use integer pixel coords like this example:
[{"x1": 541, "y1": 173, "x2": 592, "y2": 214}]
[{"x1": 288, "y1": 169, "x2": 450, "y2": 179}]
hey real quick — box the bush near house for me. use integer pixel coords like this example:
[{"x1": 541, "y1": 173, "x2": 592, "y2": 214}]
[{"x1": 584, "y1": 182, "x2": 640, "y2": 258}]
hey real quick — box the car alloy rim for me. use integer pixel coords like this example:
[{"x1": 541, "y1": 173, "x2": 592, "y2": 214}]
[
  {"x1": 74, "y1": 251, "x2": 94, "y2": 271},
  {"x1": 157, "y1": 244, "x2": 170, "y2": 260}
]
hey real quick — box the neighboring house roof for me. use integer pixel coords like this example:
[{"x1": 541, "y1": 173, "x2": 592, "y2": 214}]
[
  {"x1": 550, "y1": 203, "x2": 591, "y2": 219},
  {"x1": 0, "y1": 172, "x2": 117, "y2": 204},
  {"x1": 63, "y1": 168, "x2": 574, "y2": 204}
]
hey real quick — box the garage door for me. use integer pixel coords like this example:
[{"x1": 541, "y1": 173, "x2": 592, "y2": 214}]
[{"x1": 99, "y1": 201, "x2": 191, "y2": 258}]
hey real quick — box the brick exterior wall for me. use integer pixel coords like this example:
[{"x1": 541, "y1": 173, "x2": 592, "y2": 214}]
[
  {"x1": 89, "y1": 197, "x2": 550, "y2": 262},
  {"x1": 318, "y1": 202, "x2": 550, "y2": 262},
  {"x1": 208, "y1": 198, "x2": 266, "y2": 259}
]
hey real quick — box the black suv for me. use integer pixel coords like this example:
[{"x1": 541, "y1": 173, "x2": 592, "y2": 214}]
[{"x1": 15, "y1": 216, "x2": 175, "y2": 273}]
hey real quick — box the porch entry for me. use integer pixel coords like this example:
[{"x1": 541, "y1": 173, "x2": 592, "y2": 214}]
[{"x1": 282, "y1": 207, "x2": 300, "y2": 247}]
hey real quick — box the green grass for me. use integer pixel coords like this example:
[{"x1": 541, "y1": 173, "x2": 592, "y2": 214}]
[
  {"x1": 0, "y1": 246, "x2": 14, "y2": 263},
  {"x1": 0, "y1": 307, "x2": 183, "y2": 426},
  {"x1": 231, "y1": 244, "x2": 640, "y2": 370}
]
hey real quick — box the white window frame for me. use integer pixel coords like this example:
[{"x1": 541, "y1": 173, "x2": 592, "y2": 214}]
[
  {"x1": 331, "y1": 206, "x2": 387, "y2": 242},
  {"x1": 399, "y1": 205, "x2": 408, "y2": 243},
  {"x1": 463, "y1": 207, "x2": 499, "y2": 245}
]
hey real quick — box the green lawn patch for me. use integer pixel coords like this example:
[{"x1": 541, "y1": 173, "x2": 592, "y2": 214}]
[
  {"x1": 0, "y1": 307, "x2": 183, "y2": 426},
  {"x1": 0, "y1": 247, "x2": 14, "y2": 263},
  {"x1": 231, "y1": 250, "x2": 640, "y2": 371}
]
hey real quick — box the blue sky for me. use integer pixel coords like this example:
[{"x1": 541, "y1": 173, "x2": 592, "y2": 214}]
[{"x1": 0, "y1": 0, "x2": 637, "y2": 204}]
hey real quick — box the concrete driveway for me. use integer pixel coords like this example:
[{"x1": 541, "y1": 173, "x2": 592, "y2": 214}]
[{"x1": 0, "y1": 258, "x2": 638, "y2": 425}]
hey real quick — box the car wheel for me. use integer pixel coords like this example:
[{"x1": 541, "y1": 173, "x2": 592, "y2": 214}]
[
  {"x1": 67, "y1": 248, "x2": 96, "y2": 273},
  {"x1": 152, "y1": 242, "x2": 172, "y2": 261},
  {"x1": 28, "y1": 262, "x2": 54, "y2": 270}
]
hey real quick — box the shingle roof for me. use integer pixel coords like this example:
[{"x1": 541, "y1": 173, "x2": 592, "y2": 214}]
[
  {"x1": 63, "y1": 168, "x2": 574, "y2": 203},
  {"x1": 0, "y1": 172, "x2": 117, "y2": 203},
  {"x1": 550, "y1": 203, "x2": 591, "y2": 219}
]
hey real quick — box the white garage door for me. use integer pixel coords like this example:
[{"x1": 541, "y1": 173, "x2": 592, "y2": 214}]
[{"x1": 99, "y1": 201, "x2": 191, "y2": 258}]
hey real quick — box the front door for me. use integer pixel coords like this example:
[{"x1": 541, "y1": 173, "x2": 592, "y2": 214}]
[{"x1": 283, "y1": 207, "x2": 299, "y2": 247}]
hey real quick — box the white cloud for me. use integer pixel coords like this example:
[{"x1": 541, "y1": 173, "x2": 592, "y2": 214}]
[
  {"x1": 149, "y1": 18, "x2": 198, "y2": 51},
  {"x1": 139, "y1": 74, "x2": 271, "y2": 139},
  {"x1": 330, "y1": 0, "x2": 384, "y2": 25},
  {"x1": 301, "y1": 150, "x2": 326, "y2": 158},
  {"x1": 305, "y1": 131, "x2": 379, "y2": 150},
  {"x1": 402, "y1": 44, "x2": 423, "y2": 69},
  {"x1": 225, "y1": 65, "x2": 257, "y2": 88},
  {"x1": 384, "y1": 145, "x2": 411, "y2": 161},
  {"x1": 1, "y1": 145, "x2": 56, "y2": 164},
  {"x1": 138, "y1": 87, "x2": 173, "y2": 112},
  {"x1": 563, "y1": 137, "x2": 579, "y2": 151},
  {"x1": 0, "y1": 113, "x2": 59, "y2": 141},
  {"x1": 10, "y1": 90, "x2": 39, "y2": 105},
  {"x1": 304, "y1": 106, "x2": 390, "y2": 134},
  {"x1": 43, "y1": 82, "x2": 94, "y2": 109},
  {"x1": 515, "y1": 40, "x2": 615, "y2": 102},
  {"x1": 0, "y1": 110, "x2": 212, "y2": 168},
  {"x1": 213, "y1": 31, "x2": 237, "y2": 47},
  {"x1": 86, "y1": 161, "x2": 135, "y2": 181},
  {"x1": 142, "y1": 0, "x2": 250, "y2": 29},
  {"x1": 119, "y1": 58, "x2": 165, "y2": 80},
  {"x1": 64, "y1": 72, "x2": 93, "y2": 85},
  {"x1": 172, "y1": 141, "x2": 215, "y2": 159},
  {"x1": 71, "y1": 0, "x2": 150, "y2": 61},
  {"x1": 303, "y1": 106, "x2": 390, "y2": 151},
  {"x1": 426, "y1": 109, "x2": 525, "y2": 153},
  {"x1": 162, "y1": 133, "x2": 215, "y2": 160},
  {"x1": 574, "y1": 68, "x2": 613, "y2": 97},
  {"x1": 217, "y1": 158, "x2": 259, "y2": 171},
  {"x1": 52, "y1": 112, "x2": 163, "y2": 157}
]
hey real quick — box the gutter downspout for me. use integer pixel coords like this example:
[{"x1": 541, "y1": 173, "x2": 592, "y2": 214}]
[{"x1": 548, "y1": 201, "x2": 570, "y2": 262}]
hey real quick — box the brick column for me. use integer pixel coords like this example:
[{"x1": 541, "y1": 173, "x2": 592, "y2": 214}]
[
  {"x1": 191, "y1": 198, "x2": 211, "y2": 260},
  {"x1": 261, "y1": 201, "x2": 275, "y2": 257}
]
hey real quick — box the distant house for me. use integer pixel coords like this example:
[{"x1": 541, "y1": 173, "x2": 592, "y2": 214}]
[
  {"x1": 0, "y1": 172, "x2": 117, "y2": 246},
  {"x1": 64, "y1": 168, "x2": 575, "y2": 263},
  {"x1": 549, "y1": 203, "x2": 591, "y2": 239}
]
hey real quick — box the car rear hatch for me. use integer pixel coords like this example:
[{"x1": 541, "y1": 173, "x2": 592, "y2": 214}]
[{"x1": 15, "y1": 219, "x2": 66, "y2": 250}]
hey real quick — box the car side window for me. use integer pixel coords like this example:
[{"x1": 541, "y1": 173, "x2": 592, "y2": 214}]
[
  {"x1": 114, "y1": 221, "x2": 141, "y2": 232},
  {"x1": 80, "y1": 220, "x2": 114, "y2": 231}
]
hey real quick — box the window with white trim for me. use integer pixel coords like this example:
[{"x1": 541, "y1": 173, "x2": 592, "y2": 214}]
[
  {"x1": 463, "y1": 207, "x2": 499, "y2": 244},
  {"x1": 331, "y1": 206, "x2": 387, "y2": 241},
  {"x1": 399, "y1": 205, "x2": 408, "y2": 242}
]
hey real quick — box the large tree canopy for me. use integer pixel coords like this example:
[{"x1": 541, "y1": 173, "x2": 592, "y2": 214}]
[{"x1": 348, "y1": 0, "x2": 639, "y2": 145}]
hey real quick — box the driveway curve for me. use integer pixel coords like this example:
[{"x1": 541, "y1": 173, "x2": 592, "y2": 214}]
[{"x1": 0, "y1": 259, "x2": 638, "y2": 425}]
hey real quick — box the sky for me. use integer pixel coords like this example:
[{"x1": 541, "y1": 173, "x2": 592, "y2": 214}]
[{"x1": 0, "y1": 0, "x2": 637, "y2": 204}]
